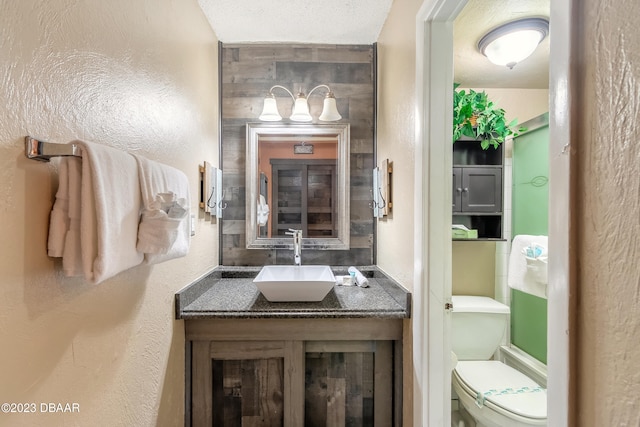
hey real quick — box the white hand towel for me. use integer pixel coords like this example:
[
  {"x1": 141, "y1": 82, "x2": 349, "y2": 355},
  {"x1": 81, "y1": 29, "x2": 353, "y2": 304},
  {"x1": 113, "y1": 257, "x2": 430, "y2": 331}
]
[
  {"x1": 508, "y1": 235, "x2": 548, "y2": 299},
  {"x1": 348, "y1": 266, "x2": 369, "y2": 288},
  {"x1": 47, "y1": 157, "x2": 86, "y2": 277},
  {"x1": 77, "y1": 141, "x2": 144, "y2": 283},
  {"x1": 257, "y1": 195, "x2": 270, "y2": 226},
  {"x1": 137, "y1": 192, "x2": 187, "y2": 254},
  {"x1": 133, "y1": 154, "x2": 190, "y2": 264}
]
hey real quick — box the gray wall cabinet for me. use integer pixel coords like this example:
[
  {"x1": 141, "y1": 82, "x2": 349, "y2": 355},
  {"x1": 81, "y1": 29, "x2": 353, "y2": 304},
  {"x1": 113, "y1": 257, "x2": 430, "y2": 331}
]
[{"x1": 452, "y1": 141, "x2": 504, "y2": 239}]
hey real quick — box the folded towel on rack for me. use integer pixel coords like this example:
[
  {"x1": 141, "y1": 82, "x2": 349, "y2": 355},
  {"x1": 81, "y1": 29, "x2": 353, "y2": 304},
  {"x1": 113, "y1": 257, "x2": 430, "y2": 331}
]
[
  {"x1": 508, "y1": 235, "x2": 548, "y2": 299},
  {"x1": 48, "y1": 143, "x2": 144, "y2": 284},
  {"x1": 78, "y1": 141, "x2": 145, "y2": 283},
  {"x1": 62, "y1": 157, "x2": 83, "y2": 277},
  {"x1": 46, "y1": 140, "x2": 192, "y2": 282},
  {"x1": 133, "y1": 154, "x2": 190, "y2": 264},
  {"x1": 48, "y1": 159, "x2": 70, "y2": 258}
]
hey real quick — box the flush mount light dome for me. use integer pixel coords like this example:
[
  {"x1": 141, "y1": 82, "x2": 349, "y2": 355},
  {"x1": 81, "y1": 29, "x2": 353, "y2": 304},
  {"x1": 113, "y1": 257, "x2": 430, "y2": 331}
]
[{"x1": 478, "y1": 18, "x2": 549, "y2": 69}]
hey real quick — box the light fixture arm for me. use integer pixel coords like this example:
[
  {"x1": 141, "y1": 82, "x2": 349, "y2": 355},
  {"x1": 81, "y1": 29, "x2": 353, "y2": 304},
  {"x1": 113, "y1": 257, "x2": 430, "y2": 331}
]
[
  {"x1": 268, "y1": 85, "x2": 297, "y2": 102},
  {"x1": 306, "y1": 84, "x2": 333, "y2": 98}
]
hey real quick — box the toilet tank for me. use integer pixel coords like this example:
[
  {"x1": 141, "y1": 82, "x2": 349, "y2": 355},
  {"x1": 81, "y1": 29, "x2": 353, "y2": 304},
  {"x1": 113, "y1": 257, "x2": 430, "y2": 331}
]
[{"x1": 451, "y1": 296, "x2": 510, "y2": 360}]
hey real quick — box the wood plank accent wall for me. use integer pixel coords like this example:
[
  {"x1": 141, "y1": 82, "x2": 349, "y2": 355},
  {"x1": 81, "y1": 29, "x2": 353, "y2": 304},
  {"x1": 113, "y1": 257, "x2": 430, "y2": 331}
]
[{"x1": 220, "y1": 44, "x2": 375, "y2": 266}]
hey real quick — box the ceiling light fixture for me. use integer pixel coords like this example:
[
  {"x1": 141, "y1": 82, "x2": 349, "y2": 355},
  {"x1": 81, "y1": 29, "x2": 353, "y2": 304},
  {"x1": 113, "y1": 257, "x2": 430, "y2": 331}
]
[
  {"x1": 259, "y1": 84, "x2": 342, "y2": 122},
  {"x1": 478, "y1": 17, "x2": 549, "y2": 69}
]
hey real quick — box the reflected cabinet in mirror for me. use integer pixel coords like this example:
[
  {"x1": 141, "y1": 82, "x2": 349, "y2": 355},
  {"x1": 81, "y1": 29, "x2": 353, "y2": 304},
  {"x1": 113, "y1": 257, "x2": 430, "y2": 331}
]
[{"x1": 246, "y1": 123, "x2": 350, "y2": 250}]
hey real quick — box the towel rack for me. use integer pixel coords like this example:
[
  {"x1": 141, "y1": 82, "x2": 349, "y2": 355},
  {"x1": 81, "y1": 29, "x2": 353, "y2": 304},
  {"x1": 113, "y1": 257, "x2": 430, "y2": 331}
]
[{"x1": 25, "y1": 136, "x2": 81, "y2": 162}]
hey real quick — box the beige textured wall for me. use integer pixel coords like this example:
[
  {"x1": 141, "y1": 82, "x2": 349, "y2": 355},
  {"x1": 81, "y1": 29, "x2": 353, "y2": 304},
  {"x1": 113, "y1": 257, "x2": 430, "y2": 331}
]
[
  {"x1": 377, "y1": 0, "x2": 424, "y2": 425},
  {"x1": 452, "y1": 242, "x2": 496, "y2": 297},
  {"x1": 463, "y1": 88, "x2": 549, "y2": 124},
  {"x1": 576, "y1": 0, "x2": 640, "y2": 425},
  {"x1": 0, "y1": 1, "x2": 219, "y2": 426},
  {"x1": 376, "y1": 0, "x2": 423, "y2": 291}
]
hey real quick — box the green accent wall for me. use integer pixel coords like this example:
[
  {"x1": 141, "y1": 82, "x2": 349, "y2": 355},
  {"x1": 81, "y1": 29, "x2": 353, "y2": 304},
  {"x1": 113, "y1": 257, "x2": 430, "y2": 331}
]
[{"x1": 511, "y1": 122, "x2": 549, "y2": 364}]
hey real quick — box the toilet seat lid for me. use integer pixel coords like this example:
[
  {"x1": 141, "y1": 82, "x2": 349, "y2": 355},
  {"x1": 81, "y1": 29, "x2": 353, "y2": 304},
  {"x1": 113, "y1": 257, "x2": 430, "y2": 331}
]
[{"x1": 455, "y1": 361, "x2": 547, "y2": 420}]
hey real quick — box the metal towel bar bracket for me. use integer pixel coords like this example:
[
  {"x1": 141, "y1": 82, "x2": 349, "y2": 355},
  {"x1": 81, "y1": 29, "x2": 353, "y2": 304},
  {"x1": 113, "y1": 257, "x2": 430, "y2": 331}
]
[{"x1": 25, "y1": 136, "x2": 81, "y2": 162}]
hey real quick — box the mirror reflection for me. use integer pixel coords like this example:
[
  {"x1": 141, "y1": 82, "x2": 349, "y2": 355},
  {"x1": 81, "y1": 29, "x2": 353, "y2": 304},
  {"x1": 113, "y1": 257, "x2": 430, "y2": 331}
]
[
  {"x1": 258, "y1": 137, "x2": 338, "y2": 238},
  {"x1": 246, "y1": 123, "x2": 350, "y2": 250}
]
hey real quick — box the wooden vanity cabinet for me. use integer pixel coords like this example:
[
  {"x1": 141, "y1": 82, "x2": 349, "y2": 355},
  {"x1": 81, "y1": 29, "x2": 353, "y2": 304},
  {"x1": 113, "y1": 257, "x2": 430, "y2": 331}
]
[{"x1": 186, "y1": 318, "x2": 402, "y2": 427}]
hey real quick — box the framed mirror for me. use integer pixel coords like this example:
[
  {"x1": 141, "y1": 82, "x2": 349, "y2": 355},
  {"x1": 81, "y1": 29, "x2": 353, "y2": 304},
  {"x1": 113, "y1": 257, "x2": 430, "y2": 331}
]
[{"x1": 245, "y1": 123, "x2": 350, "y2": 250}]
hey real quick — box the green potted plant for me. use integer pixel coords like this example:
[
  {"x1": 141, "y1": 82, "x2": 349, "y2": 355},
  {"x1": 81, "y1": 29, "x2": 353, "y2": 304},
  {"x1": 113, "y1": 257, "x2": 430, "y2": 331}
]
[{"x1": 453, "y1": 84, "x2": 522, "y2": 150}]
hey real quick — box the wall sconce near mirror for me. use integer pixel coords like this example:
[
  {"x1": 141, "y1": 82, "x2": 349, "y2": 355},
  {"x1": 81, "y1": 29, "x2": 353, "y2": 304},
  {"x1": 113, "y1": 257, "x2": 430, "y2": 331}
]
[
  {"x1": 214, "y1": 167, "x2": 225, "y2": 217},
  {"x1": 259, "y1": 84, "x2": 342, "y2": 122},
  {"x1": 371, "y1": 167, "x2": 384, "y2": 218},
  {"x1": 478, "y1": 17, "x2": 549, "y2": 69},
  {"x1": 371, "y1": 159, "x2": 392, "y2": 218},
  {"x1": 200, "y1": 162, "x2": 225, "y2": 218}
]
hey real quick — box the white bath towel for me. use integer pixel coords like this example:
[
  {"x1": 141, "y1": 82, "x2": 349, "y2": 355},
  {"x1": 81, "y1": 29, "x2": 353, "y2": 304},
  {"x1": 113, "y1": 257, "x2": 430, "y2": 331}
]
[
  {"x1": 48, "y1": 158, "x2": 70, "y2": 257},
  {"x1": 508, "y1": 235, "x2": 548, "y2": 299},
  {"x1": 62, "y1": 157, "x2": 83, "y2": 277},
  {"x1": 133, "y1": 154, "x2": 190, "y2": 264},
  {"x1": 47, "y1": 141, "x2": 144, "y2": 283},
  {"x1": 78, "y1": 141, "x2": 144, "y2": 283}
]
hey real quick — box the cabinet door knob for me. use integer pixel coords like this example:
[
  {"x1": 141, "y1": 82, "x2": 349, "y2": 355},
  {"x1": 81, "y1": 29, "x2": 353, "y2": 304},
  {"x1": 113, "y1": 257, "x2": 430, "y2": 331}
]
[
  {"x1": 463, "y1": 187, "x2": 469, "y2": 192},
  {"x1": 456, "y1": 187, "x2": 462, "y2": 193}
]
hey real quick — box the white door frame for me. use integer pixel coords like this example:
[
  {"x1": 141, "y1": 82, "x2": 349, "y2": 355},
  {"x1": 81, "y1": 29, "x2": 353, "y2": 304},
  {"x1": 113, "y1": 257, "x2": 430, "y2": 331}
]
[{"x1": 414, "y1": 0, "x2": 574, "y2": 425}]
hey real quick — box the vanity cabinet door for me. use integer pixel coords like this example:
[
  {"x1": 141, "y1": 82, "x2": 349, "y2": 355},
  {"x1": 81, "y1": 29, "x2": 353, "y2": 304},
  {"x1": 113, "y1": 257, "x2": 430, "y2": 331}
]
[
  {"x1": 453, "y1": 167, "x2": 463, "y2": 212},
  {"x1": 212, "y1": 358, "x2": 283, "y2": 425},
  {"x1": 304, "y1": 341, "x2": 393, "y2": 427},
  {"x1": 190, "y1": 340, "x2": 395, "y2": 427},
  {"x1": 191, "y1": 341, "x2": 304, "y2": 427}
]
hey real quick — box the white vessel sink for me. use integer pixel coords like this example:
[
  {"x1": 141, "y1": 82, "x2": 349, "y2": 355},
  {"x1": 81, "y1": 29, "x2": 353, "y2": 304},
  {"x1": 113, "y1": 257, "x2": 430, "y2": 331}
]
[{"x1": 253, "y1": 265, "x2": 336, "y2": 302}]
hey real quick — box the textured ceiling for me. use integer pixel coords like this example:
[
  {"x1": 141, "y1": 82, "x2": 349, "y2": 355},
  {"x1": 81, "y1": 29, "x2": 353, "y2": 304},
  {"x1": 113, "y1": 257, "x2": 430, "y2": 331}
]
[
  {"x1": 197, "y1": 0, "x2": 393, "y2": 44},
  {"x1": 198, "y1": 0, "x2": 549, "y2": 89}
]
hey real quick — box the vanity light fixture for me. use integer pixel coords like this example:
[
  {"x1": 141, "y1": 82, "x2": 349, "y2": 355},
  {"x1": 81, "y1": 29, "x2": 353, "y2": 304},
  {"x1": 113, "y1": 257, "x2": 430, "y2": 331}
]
[
  {"x1": 477, "y1": 17, "x2": 549, "y2": 69},
  {"x1": 259, "y1": 84, "x2": 342, "y2": 122}
]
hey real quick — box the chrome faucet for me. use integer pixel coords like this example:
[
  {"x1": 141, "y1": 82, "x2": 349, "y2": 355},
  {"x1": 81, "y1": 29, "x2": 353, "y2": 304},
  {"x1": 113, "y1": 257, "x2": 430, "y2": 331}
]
[{"x1": 285, "y1": 229, "x2": 302, "y2": 266}]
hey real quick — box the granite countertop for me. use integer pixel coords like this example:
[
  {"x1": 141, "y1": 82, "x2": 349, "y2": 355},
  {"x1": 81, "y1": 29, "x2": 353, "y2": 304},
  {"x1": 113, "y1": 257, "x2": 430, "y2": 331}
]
[{"x1": 175, "y1": 266, "x2": 411, "y2": 319}]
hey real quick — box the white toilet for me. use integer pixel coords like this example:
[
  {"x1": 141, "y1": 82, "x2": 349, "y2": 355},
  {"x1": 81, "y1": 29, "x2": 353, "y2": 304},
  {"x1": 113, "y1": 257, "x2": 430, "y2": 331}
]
[{"x1": 451, "y1": 295, "x2": 547, "y2": 427}]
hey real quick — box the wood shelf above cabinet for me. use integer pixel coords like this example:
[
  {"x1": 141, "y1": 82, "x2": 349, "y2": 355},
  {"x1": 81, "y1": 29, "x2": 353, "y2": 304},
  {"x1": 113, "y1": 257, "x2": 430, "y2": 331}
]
[
  {"x1": 453, "y1": 214, "x2": 503, "y2": 240},
  {"x1": 453, "y1": 139, "x2": 504, "y2": 166}
]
